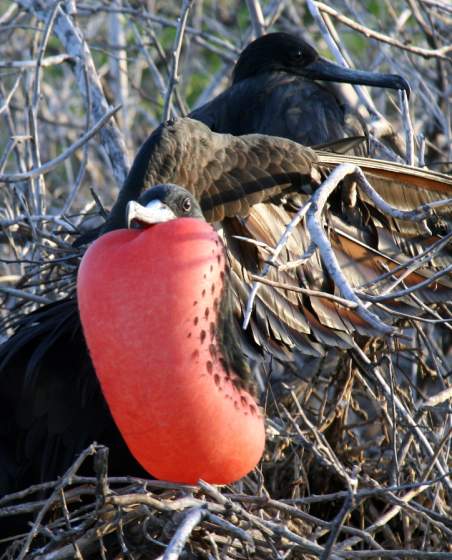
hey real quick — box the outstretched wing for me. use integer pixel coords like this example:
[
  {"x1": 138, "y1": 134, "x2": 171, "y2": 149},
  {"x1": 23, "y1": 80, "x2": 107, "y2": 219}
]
[
  {"x1": 107, "y1": 117, "x2": 451, "y2": 353},
  {"x1": 225, "y1": 154, "x2": 451, "y2": 355},
  {"x1": 107, "y1": 118, "x2": 319, "y2": 229}
]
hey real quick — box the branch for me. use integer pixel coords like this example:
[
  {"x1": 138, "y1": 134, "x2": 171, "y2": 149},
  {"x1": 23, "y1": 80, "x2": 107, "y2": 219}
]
[
  {"x1": 162, "y1": 0, "x2": 194, "y2": 122},
  {"x1": 315, "y1": 2, "x2": 452, "y2": 60},
  {"x1": 16, "y1": 0, "x2": 129, "y2": 186},
  {"x1": 399, "y1": 90, "x2": 415, "y2": 165},
  {"x1": 242, "y1": 200, "x2": 311, "y2": 330},
  {"x1": 249, "y1": 274, "x2": 359, "y2": 308},
  {"x1": 306, "y1": 164, "x2": 394, "y2": 334},
  {"x1": 162, "y1": 507, "x2": 207, "y2": 560},
  {"x1": 358, "y1": 265, "x2": 452, "y2": 303},
  {"x1": 246, "y1": 0, "x2": 265, "y2": 38},
  {"x1": 352, "y1": 343, "x2": 452, "y2": 492},
  {"x1": 0, "y1": 53, "x2": 73, "y2": 68},
  {"x1": 0, "y1": 105, "x2": 121, "y2": 183}
]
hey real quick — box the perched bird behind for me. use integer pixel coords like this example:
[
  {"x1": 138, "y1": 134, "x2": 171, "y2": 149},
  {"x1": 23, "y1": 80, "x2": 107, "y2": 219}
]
[{"x1": 191, "y1": 32, "x2": 409, "y2": 147}]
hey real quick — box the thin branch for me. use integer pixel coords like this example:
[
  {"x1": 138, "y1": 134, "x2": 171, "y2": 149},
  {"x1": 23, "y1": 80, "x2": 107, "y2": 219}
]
[
  {"x1": 357, "y1": 265, "x2": 452, "y2": 302},
  {"x1": 249, "y1": 274, "x2": 359, "y2": 308},
  {"x1": 352, "y1": 343, "x2": 452, "y2": 492},
  {"x1": 242, "y1": 201, "x2": 311, "y2": 330},
  {"x1": 399, "y1": 90, "x2": 415, "y2": 165},
  {"x1": 0, "y1": 105, "x2": 121, "y2": 183},
  {"x1": 315, "y1": 2, "x2": 452, "y2": 60},
  {"x1": 0, "y1": 53, "x2": 73, "y2": 68},
  {"x1": 162, "y1": 0, "x2": 194, "y2": 122},
  {"x1": 306, "y1": 164, "x2": 394, "y2": 334},
  {"x1": 246, "y1": 0, "x2": 265, "y2": 38},
  {"x1": 162, "y1": 507, "x2": 207, "y2": 560},
  {"x1": 0, "y1": 72, "x2": 23, "y2": 116},
  {"x1": 17, "y1": 0, "x2": 129, "y2": 186}
]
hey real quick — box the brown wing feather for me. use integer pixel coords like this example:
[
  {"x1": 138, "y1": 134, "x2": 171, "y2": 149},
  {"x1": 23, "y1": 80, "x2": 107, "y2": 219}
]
[
  {"x1": 219, "y1": 145, "x2": 451, "y2": 352},
  {"x1": 317, "y1": 152, "x2": 452, "y2": 196},
  {"x1": 108, "y1": 117, "x2": 451, "y2": 356},
  {"x1": 138, "y1": 118, "x2": 318, "y2": 220}
]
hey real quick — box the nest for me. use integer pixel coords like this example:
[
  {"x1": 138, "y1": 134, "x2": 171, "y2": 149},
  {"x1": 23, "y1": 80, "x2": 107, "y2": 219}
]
[
  {"x1": 0, "y1": 0, "x2": 451, "y2": 558},
  {"x1": 2, "y1": 350, "x2": 451, "y2": 558}
]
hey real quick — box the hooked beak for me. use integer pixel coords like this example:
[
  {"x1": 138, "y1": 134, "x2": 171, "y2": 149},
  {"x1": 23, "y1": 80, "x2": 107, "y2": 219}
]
[
  {"x1": 300, "y1": 57, "x2": 410, "y2": 97},
  {"x1": 127, "y1": 199, "x2": 176, "y2": 229}
]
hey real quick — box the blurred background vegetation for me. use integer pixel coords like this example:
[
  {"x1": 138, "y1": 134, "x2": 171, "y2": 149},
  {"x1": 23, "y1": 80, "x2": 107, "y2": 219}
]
[{"x1": 0, "y1": 0, "x2": 449, "y2": 212}]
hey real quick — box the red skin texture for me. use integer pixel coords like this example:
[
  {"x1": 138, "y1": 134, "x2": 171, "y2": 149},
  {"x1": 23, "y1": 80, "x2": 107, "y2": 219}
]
[{"x1": 77, "y1": 218, "x2": 265, "y2": 484}]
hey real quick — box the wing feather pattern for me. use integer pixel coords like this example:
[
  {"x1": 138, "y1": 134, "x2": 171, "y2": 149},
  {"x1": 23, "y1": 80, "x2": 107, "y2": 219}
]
[{"x1": 106, "y1": 118, "x2": 451, "y2": 353}]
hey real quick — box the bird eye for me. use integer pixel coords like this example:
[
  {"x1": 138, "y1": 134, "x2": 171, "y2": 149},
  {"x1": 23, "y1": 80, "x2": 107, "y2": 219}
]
[
  {"x1": 182, "y1": 198, "x2": 192, "y2": 213},
  {"x1": 295, "y1": 49, "x2": 303, "y2": 58}
]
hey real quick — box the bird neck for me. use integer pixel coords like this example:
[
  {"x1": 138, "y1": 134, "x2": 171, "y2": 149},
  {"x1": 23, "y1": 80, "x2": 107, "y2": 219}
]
[{"x1": 104, "y1": 124, "x2": 177, "y2": 233}]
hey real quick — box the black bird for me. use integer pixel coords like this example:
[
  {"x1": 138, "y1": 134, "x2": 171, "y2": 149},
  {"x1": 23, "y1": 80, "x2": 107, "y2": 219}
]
[
  {"x1": 190, "y1": 32, "x2": 409, "y2": 146},
  {"x1": 1, "y1": 32, "x2": 448, "y2": 510}
]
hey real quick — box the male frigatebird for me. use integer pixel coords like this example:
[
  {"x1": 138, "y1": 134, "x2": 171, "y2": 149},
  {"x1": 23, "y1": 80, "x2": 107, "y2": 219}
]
[
  {"x1": 1, "y1": 33, "x2": 448, "y2": 505},
  {"x1": 78, "y1": 184, "x2": 266, "y2": 484}
]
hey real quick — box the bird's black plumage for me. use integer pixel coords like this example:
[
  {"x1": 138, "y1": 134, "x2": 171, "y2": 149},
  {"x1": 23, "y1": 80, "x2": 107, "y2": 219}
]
[
  {"x1": 0, "y1": 32, "x2": 421, "y2": 505},
  {"x1": 191, "y1": 32, "x2": 409, "y2": 146}
]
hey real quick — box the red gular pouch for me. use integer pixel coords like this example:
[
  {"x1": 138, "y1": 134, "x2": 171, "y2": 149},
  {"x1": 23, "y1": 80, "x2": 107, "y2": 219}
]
[{"x1": 77, "y1": 218, "x2": 265, "y2": 484}]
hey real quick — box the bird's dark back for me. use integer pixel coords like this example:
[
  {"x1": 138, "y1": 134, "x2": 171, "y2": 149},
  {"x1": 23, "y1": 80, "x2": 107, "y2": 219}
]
[{"x1": 191, "y1": 71, "x2": 357, "y2": 146}]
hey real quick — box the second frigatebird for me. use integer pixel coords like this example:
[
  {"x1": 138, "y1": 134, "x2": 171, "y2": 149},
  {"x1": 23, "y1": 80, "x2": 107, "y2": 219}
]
[{"x1": 190, "y1": 32, "x2": 409, "y2": 146}]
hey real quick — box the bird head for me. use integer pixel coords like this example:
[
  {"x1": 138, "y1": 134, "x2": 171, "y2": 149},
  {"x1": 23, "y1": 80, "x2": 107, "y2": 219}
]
[
  {"x1": 233, "y1": 32, "x2": 318, "y2": 83},
  {"x1": 126, "y1": 184, "x2": 204, "y2": 229},
  {"x1": 233, "y1": 32, "x2": 410, "y2": 96}
]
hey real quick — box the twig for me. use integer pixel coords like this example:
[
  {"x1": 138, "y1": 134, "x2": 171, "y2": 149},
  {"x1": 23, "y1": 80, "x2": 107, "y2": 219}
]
[
  {"x1": 246, "y1": 0, "x2": 265, "y2": 38},
  {"x1": 358, "y1": 232, "x2": 452, "y2": 289},
  {"x1": 249, "y1": 274, "x2": 358, "y2": 308},
  {"x1": 29, "y1": 0, "x2": 62, "y2": 216},
  {"x1": 357, "y1": 265, "x2": 452, "y2": 302},
  {"x1": 305, "y1": 0, "x2": 379, "y2": 116},
  {"x1": 0, "y1": 105, "x2": 121, "y2": 183},
  {"x1": 17, "y1": 0, "x2": 129, "y2": 186},
  {"x1": 307, "y1": 164, "x2": 393, "y2": 334},
  {"x1": 162, "y1": 506, "x2": 207, "y2": 560},
  {"x1": 0, "y1": 285, "x2": 53, "y2": 304},
  {"x1": 420, "y1": 387, "x2": 452, "y2": 410},
  {"x1": 399, "y1": 90, "x2": 415, "y2": 165},
  {"x1": 242, "y1": 201, "x2": 311, "y2": 329},
  {"x1": 162, "y1": 0, "x2": 193, "y2": 122},
  {"x1": 315, "y1": 2, "x2": 452, "y2": 60},
  {"x1": 0, "y1": 53, "x2": 73, "y2": 68},
  {"x1": 61, "y1": 63, "x2": 91, "y2": 215},
  {"x1": 17, "y1": 444, "x2": 99, "y2": 560},
  {"x1": 0, "y1": 72, "x2": 23, "y2": 116},
  {"x1": 352, "y1": 343, "x2": 452, "y2": 491}
]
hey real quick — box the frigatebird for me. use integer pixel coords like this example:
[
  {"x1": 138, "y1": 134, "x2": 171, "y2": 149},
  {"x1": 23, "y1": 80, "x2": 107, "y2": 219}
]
[
  {"x1": 78, "y1": 184, "x2": 266, "y2": 484},
  {"x1": 0, "y1": 33, "x2": 449, "y2": 504},
  {"x1": 190, "y1": 32, "x2": 409, "y2": 146}
]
